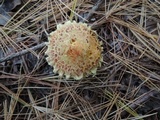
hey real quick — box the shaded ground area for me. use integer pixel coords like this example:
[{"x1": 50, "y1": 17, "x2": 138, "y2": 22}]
[{"x1": 0, "y1": 0, "x2": 160, "y2": 119}]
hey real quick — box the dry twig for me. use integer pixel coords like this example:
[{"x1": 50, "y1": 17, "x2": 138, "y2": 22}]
[{"x1": 0, "y1": 42, "x2": 46, "y2": 63}]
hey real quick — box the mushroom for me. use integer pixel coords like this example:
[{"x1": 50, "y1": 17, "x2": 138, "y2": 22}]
[{"x1": 45, "y1": 21, "x2": 103, "y2": 80}]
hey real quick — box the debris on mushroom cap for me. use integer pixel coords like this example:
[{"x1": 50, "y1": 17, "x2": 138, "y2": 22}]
[{"x1": 45, "y1": 21, "x2": 103, "y2": 80}]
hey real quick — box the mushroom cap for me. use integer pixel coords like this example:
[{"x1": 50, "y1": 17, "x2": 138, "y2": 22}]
[{"x1": 45, "y1": 21, "x2": 103, "y2": 80}]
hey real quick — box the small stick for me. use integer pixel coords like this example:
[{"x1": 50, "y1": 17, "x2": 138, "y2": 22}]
[
  {"x1": 0, "y1": 42, "x2": 46, "y2": 63},
  {"x1": 83, "y1": 0, "x2": 104, "y2": 22}
]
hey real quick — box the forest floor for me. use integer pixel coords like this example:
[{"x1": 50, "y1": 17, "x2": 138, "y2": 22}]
[{"x1": 0, "y1": 0, "x2": 160, "y2": 120}]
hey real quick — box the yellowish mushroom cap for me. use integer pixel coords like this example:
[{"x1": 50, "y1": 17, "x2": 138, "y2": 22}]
[{"x1": 45, "y1": 21, "x2": 103, "y2": 80}]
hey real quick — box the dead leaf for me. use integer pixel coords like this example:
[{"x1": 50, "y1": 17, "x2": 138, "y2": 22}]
[{"x1": 0, "y1": 0, "x2": 21, "y2": 25}]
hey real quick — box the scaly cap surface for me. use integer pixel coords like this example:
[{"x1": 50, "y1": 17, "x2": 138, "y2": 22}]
[{"x1": 45, "y1": 21, "x2": 103, "y2": 80}]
